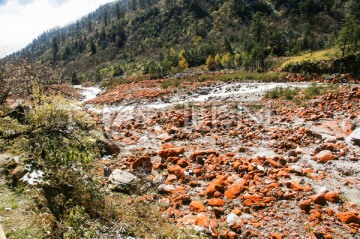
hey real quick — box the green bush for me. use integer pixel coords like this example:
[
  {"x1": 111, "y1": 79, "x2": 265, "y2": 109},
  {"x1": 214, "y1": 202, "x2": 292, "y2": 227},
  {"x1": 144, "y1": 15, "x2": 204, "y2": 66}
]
[{"x1": 304, "y1": 84, "x2": 324, "y2": 99}]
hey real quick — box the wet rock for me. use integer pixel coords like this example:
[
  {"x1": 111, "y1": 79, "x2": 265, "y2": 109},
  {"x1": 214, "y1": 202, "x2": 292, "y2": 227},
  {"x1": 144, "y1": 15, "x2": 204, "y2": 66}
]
[
  {"x1": 108, "y1": 169, "x2": 139, "y2": 193},
  {"x1": 190, "y1": 201, "x2": 207, "y2": 212},
  {"x1": 337, "y1": 212, "x2": 360, "y2": 225}
]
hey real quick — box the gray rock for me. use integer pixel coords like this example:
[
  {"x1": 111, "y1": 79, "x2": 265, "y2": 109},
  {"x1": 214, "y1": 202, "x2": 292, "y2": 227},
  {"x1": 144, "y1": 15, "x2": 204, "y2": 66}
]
[
  {"x1": 0, "y1": 154, "x2": 11, "y2": 166},
  {"x1": 346, "y1": 128, "x2": 360, "y2": 146},
  {"x1": 158, "y1": 184, "x2": 176, "y2": 194},
  {"x1": 0, "y1": 154, "x2": 14, "y2": 175},
  {"x1": 108, "y1": 169, "x2": 139, "y2": 193},
  {"x1": 226, "y1": 213, "x2": 241, "y2": 227}
]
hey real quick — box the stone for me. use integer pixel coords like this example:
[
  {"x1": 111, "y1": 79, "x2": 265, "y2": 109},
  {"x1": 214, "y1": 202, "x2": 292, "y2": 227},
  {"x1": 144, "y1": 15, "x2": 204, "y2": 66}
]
[
  {"x1": 324, "y1": 191, "x2": 340, "y2": 203},
  {"x1": 346, "y1": 128, "x2": 360, "y2": 146},
  {"x1": 159, "y1": 147, "x2": 184, "y2": 159},
  {"x1": 271, "y1": 234, "x2": 282, "y2": 239},
  {"x1": 243, "y1": 194, "x2": 262, "y2": 207},
  {"x1": 207, "y1": 198, "x2": 225, "y2": 207},
  {"x1": 190, "y1": 201, "x2": 206, "y2": 212},
  {"x1": 98, "y1": 139, "x2": 121, "y2": 156},
  {"x1": 167, "y1": 165, "x2": 185, "y2": 180},
  {"x1": 190, "y1": 150, "x2": 218, "y2": 162},
  {"x1": 195, "y1": 213, "x2": 210, "y2": 227},
  {"x1": 337, "y1": 212, "x2": 360, "y2": 225},
  {"x1": 313, "y1": 150, "x2": 334, "y2": 163},
  {"x1": 310, "y1": 120, "x2": 354, "y2": 141},
  {"x1": 311, "y1": 194, "x2": 327, "y2": 205},
  {"x1": 299, "y1": 199, "x2": 312, "y2": 211},
  {"x1": 226, "y1": 213, "x2": 241, "y2": 227},
  {"x1": 225, "y1": 178, "x2": 247, "y2": 200},
  {"x1": 11, "y1": 166, "x2": 27, "y2": 180},
  {"x1": 158, "y1": 184, "x2": 176, "y2": 194},
  {"x1": 108, "y1": 169, "x2": 139, "y2": 193},
  {"x1": 204, "y1": 177, "x2": 225, "y2": 198},
  {"x1": 131, "y1": 156, "x2": 153, "y2": 173}
]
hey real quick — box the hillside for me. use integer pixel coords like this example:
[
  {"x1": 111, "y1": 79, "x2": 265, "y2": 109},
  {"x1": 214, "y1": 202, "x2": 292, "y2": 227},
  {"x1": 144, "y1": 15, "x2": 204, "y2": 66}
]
[
  {"x1": 5, "y1": 0, "x2": 360, "y2": 83},
  {"x1": 1, "y1": 1, "x2": 360, "y2": 238}
]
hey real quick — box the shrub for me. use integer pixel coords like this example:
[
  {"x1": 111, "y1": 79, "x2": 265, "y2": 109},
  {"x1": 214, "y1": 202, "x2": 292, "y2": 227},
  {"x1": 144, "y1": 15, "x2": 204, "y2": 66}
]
[
  {"x1": 264, "y1": 87, "x2": 299, "y2": 100},
  {"x1": 304, "y1": 84, "x2": 324, "y2": 99}
]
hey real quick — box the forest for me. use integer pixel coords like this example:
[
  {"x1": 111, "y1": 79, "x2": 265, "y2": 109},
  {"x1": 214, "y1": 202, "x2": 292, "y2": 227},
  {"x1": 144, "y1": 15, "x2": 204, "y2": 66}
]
[{"x1": 4, "y1": 0, "x2": 360, "y2": 83}]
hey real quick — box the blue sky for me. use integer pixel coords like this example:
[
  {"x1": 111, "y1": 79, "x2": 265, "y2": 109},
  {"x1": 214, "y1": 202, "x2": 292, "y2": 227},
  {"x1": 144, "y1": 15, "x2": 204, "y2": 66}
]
[{"x1": 0, "y1": 0, "x2": 114, "y2": 58}]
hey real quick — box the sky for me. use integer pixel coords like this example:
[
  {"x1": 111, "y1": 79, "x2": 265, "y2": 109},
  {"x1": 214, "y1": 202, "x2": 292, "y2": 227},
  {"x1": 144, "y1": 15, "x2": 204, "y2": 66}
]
[{"x1": 0, "y1": 0, "x2": 114, "y2": 58}]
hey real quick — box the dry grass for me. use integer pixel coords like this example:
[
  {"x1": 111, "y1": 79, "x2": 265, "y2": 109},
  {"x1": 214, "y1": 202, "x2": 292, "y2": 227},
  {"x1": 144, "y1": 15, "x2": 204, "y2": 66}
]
[{"x1": 281, "y1": 49, "x2": 340, "y2": 69}]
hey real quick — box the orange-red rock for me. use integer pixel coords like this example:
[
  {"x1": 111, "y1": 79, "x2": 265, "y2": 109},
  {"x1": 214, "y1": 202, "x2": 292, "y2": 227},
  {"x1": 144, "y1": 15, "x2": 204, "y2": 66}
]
[
  {"x1": 207, "y1": 198, "x2": 225, "y2": 207},
  {"x1": 159, "y1": 147, "x2": 184, "y2": 159},
  {"x1": 271, "y1": 233, "x2": 282, "y2": 239},
  {"x1": 190, "y1": 149, "x2": 218, "y2": 162},
  {"x1": 314, "y1": 150, "x2": 334, "y2": 163},
  {"x1": 311, "y1": 193, "x2": 327, "y2": 205},
  {"x1": 324, "y1": 191, "x2": 340, "y2": 203},
  {"x1": 131, "y1": 156, "x2": 152, "y2": 173},
  {"x1": 337, "y1": 212, "x2": 360, "y2": 225},
  {"x1": 205, "y1": 177, "x2": 225, "y2": 198},
  {"x1": 195, "y1": 213, "x2": 211, "y2": 227},
  {"x1": 299, "y1": 199, "x2": 312, "y2": 211},
  {"x1": 243, "y1": 194, "x2": 262, "y2": 207},
  {"x1": 189, "y1": 201, "x2": 207, "y2": 212},
  {"x1": 225, "y1": 178, "x2": 247, "y2": 200},
  {"x1": 167, "y1": 165, "x2": 185, "y2": 180}
]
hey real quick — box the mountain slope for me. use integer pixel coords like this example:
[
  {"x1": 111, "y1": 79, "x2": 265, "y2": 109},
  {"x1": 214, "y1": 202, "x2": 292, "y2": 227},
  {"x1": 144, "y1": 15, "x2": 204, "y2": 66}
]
[{"x1": 7, "y1": 0, "x2": 360, "y2": 82}]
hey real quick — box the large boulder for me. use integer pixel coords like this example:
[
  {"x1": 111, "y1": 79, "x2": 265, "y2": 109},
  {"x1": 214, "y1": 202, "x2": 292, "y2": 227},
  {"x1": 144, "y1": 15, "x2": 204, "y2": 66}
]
[
  {"x1": 108, "y1": 169, "x2": 139, "y2": 193},
  {"x1": 310, "y1": 120, "x2": 354, "y2": 141}
]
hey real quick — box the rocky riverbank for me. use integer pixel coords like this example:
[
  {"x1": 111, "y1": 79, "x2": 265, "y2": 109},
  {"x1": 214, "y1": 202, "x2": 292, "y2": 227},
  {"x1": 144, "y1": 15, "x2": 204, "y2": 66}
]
[{"x1": 80, "y1": 80, "x2": 360, "y2": 238}]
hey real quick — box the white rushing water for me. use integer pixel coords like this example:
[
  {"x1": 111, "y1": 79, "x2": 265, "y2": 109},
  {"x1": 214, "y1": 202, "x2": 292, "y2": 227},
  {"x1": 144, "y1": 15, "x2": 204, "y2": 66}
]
[
  {"x1": 74, "y1": 85, "x2": 104, "y2": 102},
  {"x1": 77, "y1": 82, "x2": 312, "y2": 114}
]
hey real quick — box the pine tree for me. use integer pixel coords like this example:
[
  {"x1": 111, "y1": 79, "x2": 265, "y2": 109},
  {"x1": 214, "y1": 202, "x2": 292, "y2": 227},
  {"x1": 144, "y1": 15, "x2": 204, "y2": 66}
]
[
  {"x1": 52, "y1": 37, "x2": 59, "y2": 65},
  {"x1": 250, "y1": 12, "x2": 266, "y2": 44},
  {"x1": 224, "y1": 38, "x2": 234, "y2": 55},
  {"x1": 89, "y1": 39, "x2": 97, "y2": 55},
  {"x1": 337, "y1": 15, "x2": 360, "y2": 56}
]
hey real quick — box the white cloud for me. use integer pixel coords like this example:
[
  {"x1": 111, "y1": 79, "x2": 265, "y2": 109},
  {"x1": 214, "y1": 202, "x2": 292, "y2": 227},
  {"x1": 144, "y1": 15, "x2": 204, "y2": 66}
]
[{"x1": 0, "y1": 0, "x2": 114, "y2": 58}]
